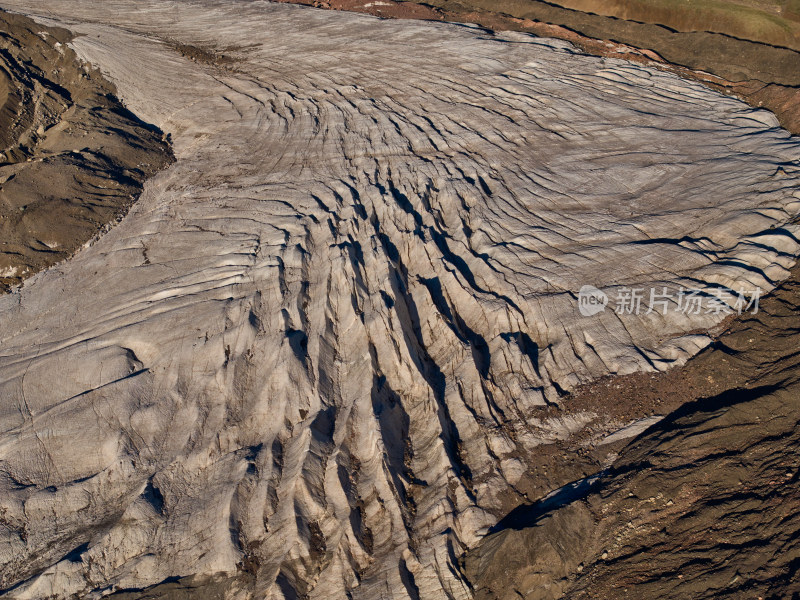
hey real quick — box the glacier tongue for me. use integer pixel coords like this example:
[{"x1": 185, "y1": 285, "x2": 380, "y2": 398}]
[{"x1": 1, "y1": 1, "x2": 800, "y2": 598}]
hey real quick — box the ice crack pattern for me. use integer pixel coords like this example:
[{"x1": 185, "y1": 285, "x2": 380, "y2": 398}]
[{"x1": 0, "y1": 1, "x2": 799, "y2": 598}]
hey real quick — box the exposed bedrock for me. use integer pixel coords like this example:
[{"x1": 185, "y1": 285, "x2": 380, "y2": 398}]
[
  {"x1": 0, "y1": 10, "x2": 172, "y2": 292},
  {"x1": 465, "y1": 266, "x2": 800, "y2": 599},
  {"x1": 502, "y1": 0, "x2": 800, "y2": 52},
  {"x1": 0, "y1": 1, "x2": 799, "y2": 598},
  {"x1": 404, "y1": 0, "x2": 800, "y2": 87}
]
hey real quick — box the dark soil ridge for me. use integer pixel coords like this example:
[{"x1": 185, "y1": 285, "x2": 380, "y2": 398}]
[{"x1": 0, "y1": 9, "x2": 173, "y2": 293}]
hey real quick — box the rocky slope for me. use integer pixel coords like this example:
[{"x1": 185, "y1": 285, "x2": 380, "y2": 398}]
[
  {"x1": 0, "y1": 10, "x2": 172, "y2": 292},
  {"x1": 0, "y1": 1, "x2": 799, "y2": 598},
  {"x1": 465, "y1": 263, "x2": 800, "y2": 599},
  {"x1": 544, "y1": 0, "x2": 800, "y2": 52}
]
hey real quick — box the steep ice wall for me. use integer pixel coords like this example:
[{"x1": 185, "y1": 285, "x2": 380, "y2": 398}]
[{"x1": 0, "y1": 1, "x2": 799, "y2": 598}]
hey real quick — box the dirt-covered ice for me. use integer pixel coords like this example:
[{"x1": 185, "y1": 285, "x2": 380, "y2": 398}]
[{"x1": 0, "y1": 1, "x2": 799, "y2": 598}]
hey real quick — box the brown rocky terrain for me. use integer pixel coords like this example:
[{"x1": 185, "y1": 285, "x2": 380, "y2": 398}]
[
  {"x1": 465, "y1": 262, "x2": 800, "y2": 599},
  {"x1": 0, "y1": 10, "x2": 172, "y2": 292},
  {"x1": 544, "y1": 0, "x2": 800, "y2": 51}
]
